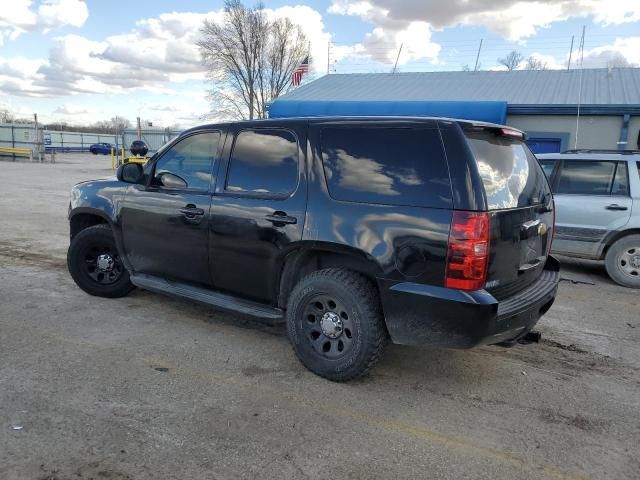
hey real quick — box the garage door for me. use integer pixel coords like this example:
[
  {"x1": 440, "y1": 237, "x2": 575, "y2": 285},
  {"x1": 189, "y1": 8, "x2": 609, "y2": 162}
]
[{"x1": 527, "y1": 137, "x2": 562, "y2": 154}]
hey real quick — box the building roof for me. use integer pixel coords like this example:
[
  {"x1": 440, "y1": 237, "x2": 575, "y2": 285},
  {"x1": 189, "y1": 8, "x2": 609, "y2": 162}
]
[{"x1": 278, "y1": 68, "x2": 640, "y2": 107}]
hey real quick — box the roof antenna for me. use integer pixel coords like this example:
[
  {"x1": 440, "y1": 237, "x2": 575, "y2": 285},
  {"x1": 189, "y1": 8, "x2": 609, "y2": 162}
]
[
  {"x1": 567, "y1": 35, "x2": 574, "y2": 70},
  {"x1": 574, "y1": 26, "x2": 585, "y2": 149},
  {"x1": 393, "y1": 43, "x2": 403, "y2": 73}
]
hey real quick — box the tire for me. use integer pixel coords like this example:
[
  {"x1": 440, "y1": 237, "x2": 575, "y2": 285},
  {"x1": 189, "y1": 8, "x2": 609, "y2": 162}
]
[
  {"x1": 605, "y1": 234, "x2": 640, "y2": 288},
  {"x1": 286, "y1": 269, "x2": 387, "y2": 381},
  {"x1": 67, "y1": 224, "x2": 134, "y2": 298}
]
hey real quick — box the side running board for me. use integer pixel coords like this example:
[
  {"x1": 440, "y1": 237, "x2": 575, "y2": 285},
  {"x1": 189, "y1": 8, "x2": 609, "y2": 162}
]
[{"x1": 130, "y1": 274, "x2": 284, "y2": 322}]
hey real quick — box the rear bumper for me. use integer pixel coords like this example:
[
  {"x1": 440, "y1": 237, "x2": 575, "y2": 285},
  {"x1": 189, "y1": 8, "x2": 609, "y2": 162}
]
[{"x1": 380, "y1": 256, "x2": 560, "y2": 348}]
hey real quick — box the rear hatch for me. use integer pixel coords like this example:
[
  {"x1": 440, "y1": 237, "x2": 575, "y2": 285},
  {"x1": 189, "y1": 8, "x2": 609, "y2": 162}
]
[{"x1": 464, "y1": 128, "x2": 554, "y2": 299}]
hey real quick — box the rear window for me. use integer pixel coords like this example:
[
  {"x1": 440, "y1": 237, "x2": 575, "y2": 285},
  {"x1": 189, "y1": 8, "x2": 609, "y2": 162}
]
[
  {"x1": 465, "y1": 131, "x2": 549, "y2": 210},
  {"x1": 320, "y1": 127, "x2": 451, "y2": 208}
]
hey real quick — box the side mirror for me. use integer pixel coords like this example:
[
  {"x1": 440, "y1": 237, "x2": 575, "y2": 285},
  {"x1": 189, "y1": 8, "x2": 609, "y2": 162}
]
[{"x1": 117, "y1": 163, "x2": 144, "y2": 184}]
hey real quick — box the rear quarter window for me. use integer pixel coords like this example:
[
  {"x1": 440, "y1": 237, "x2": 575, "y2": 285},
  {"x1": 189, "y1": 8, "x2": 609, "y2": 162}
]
[
  {"x1": 320, "y1": 126, "x2": 452, "y2": 209},
  {"x1": 555, "y1": 160, "x2": 625, "y2": 196},
  {"x1": 465, "y1": 131, "x2": 549, "y2": 210}
]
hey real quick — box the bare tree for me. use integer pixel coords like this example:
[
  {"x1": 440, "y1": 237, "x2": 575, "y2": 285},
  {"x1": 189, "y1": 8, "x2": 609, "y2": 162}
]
[
  {"x1": 197, "y1": 0, "x2": 309, "y2": 120},
  {"x1": 110, "y1": 116, "x2": 131, "y2": 132},
  {"x1": 606, "y1": 52, "x2": 634, "y2": 69},
  {"x1": 0, "y1": 108, "x2": 14, "y2": 123},
  {"x1": 525, "y1": 56, "x2": 548, "y2": 70},
  {"x1": 498, "y1": 50, "x2": 524, "y2": 71}
]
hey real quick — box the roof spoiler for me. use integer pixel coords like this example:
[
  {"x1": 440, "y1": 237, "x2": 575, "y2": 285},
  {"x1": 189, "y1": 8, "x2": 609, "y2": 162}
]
[{"x1": 463, "y1": 124, "x2": 528, "y2": 141}]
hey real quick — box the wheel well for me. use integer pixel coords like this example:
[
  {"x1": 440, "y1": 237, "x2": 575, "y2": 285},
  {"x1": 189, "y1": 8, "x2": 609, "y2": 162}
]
[
  {"x1": 602, "y1": 229, "x2": 640, "y2": 258},
  {"x1": 70, "y1": 213, "x2": 108, "y2": 239},
  {"x1": 277, "y1": 249, "x2": 381, "y2": 309}
]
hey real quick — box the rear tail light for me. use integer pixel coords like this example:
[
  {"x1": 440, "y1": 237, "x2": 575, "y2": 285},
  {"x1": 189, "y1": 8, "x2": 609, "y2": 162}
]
[{"x1": 445, "y1": 211, "x2": 490, "y2": 291}]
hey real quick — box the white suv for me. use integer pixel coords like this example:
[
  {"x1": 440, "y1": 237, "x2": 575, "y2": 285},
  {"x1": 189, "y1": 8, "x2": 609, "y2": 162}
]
[{"x1": 537, "y1": 150, "x2": 640, "y2": 288}]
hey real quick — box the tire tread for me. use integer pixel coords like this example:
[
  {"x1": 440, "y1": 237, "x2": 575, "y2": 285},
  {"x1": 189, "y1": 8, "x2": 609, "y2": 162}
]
[{"x1": 286, "y1": 268, "x2": 387, "y2": 381}]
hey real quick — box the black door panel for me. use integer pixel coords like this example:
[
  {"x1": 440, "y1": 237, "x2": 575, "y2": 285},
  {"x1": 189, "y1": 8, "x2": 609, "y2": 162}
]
[
  {"x1": 120, "y1": 131, "x2": 221, "y2": 287},
  {"x1": 121, "y1": 187, "x2": 212, "y2": 285},
  {"x1": 209, "y1": 125, "x2": 307, "y2": 303}
]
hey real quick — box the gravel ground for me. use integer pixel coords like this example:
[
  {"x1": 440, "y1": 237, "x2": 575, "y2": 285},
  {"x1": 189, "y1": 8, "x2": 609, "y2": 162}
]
[{"x1": 1, "y1": 154, "x2": 639, "y2": 480}]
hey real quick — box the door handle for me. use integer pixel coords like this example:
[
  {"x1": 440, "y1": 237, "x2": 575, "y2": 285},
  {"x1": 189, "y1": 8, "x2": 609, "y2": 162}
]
[
  {"x1": 606, "y1": 204, "x2": 628, "y2": 211},
  {"x1": 265, "y1": 212, "x2": 297, "y2": 225},
  {"x1": 518, "y1": 256, "x2": 546, "y2": 274},
  {"x1": 179, "y1": 206, "x2": 205, "y2": 217}
]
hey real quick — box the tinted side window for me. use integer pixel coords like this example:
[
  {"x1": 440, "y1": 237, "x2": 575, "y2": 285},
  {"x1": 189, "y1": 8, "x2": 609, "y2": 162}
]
[
  {"x1": 153, "y1": 132, "x2": 220, "y2": 190},
  {"x1": 556, "y1": 160, "x2": 616, "y2": 195},
  {"x1": 320, "y1": 127, "x2": 451, "y2": 208},
  {"x1": 611, "y1": 162, "x2": 629, "y2": 196},
  {"x1": 226, "y1": 129, "x2": 298, "y2": 195}
]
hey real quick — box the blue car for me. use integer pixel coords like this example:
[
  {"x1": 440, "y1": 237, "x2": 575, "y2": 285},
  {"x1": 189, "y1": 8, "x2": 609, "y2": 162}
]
[{"x1": 89, "y1": 143, "x2": 115, "y2": 155}]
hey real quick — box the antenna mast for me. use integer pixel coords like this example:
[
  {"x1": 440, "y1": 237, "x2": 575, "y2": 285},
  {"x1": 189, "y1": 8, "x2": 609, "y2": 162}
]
[
  {"x1": 393, "y1": 43, "x2": 403, "y2": 74},
  {"x1": 574, "y1": 26, "x2": 585, "y2": 149}
]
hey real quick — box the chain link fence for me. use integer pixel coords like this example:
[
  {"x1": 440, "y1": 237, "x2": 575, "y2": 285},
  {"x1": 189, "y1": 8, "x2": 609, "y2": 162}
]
[{"x1": 1, "y1": 122, "x2": 182, "y2": 161}]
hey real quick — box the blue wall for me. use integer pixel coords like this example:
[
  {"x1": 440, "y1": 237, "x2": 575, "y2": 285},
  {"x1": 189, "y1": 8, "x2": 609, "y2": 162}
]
[{"x1": 269, "y1": 100, "x2": 508, "y2": 124}]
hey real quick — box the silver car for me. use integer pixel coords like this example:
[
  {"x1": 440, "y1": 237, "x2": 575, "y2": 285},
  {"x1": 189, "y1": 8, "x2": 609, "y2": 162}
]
[{"x1": 537, "y1": 150, "x2": 640, "y2": 288}]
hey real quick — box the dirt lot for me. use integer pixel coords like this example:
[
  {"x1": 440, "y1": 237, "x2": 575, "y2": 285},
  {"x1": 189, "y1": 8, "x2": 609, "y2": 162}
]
[{"x1": 1, "y1": 154, "x2": 639, "y2": 480}]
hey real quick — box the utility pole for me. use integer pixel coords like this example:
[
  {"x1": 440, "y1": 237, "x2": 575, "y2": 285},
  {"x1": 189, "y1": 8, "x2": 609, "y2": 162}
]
[
  {"x1": 33, "y1": 113, "x2": 42, "y2": 163},
  {"x1": 474, "y1": 39, "x2": 484, "y2": 72},
  {"x1": 574, "y1": 26, "x2": 586, "y2": 150},
  {"x1": 567, "y1": 35, "x2": 575, "y2": 70},
  {"x1": 136, "y1": 116, "x2": 141, "y2": 140},
  {"x1": 393, "y1": 43, "x2": 403, "y2": 74}
]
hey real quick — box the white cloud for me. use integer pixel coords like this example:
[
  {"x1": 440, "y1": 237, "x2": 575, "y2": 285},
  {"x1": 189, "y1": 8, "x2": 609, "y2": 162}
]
[
  {"x1": 1, "y1": 4, "x2": 334, "y2": 98},
  {"x1": 329, "y1": 0, "x2": 640, "y2": 44},
  {"x1": 0, "y1": 0, "x2": 88, "y2": 45},
  {"x1": 54, "y1": 103, "x2": 91, "y2": 115},
  {"x1": 582, "y1": 37, "x2": 640, "y2": 67}
]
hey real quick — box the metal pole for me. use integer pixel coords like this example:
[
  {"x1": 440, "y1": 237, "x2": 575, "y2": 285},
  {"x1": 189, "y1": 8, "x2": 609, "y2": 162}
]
[
  {"x1": 137, "y1": 117, "x2": 141, "y2": 140},
  {"x1": 327, "y1": 42, "x2": 330, "y2": 75},
  {"x1": 574, "y1": 26, "x2": 586, "y2": 150},
  {"x1": 393, "y1": 43, "x2": 403, "y2": 74},
  {"x1": 474, "y1": 39, "x2": 484, "y2": 72},
  {"x1": 567, "y1": 35, "x2": 575, "y2": 70},
  {"x1": 33, "y1": 113, "x2": 41, "y2": 163}
]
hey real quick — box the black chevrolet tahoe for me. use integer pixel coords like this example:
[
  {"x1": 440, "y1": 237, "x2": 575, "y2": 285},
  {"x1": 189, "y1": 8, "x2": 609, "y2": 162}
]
[{"x1": 67, "y1": 117, "x2": 559, "y2": 381}]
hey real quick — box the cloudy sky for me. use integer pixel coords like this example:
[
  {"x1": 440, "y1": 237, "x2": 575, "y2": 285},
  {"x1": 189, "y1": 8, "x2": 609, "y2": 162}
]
[{"x1": 1, "y1": 0, "x2": 639, "y2": 127}]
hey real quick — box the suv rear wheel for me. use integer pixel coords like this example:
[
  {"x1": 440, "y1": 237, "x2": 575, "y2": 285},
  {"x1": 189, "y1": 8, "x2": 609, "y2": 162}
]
[
  {"x1": 67, "y1": 224, "x2": 134, "y2": 298},
  {"x1": 286, "y1": 269, "x2": 387, "y2": 381},
  {"x1": 605, "y1": 234, "x2": 640, "y2": 288}
]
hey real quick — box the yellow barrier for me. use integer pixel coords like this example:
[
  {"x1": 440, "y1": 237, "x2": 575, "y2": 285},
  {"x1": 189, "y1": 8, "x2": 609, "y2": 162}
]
[
  {"x1": 0, "y1": 147, "x2": 33, "y2": 161},
  {"x1": 111, "y1": 147, "x2": 149, "y2": 169},
  {"x1": 124, "y1": 156, "x2": 149, "y2": 164}
]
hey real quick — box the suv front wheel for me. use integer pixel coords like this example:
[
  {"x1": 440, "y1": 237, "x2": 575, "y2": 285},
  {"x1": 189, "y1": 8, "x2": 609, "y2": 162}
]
[
  {"x1": 67, "y1": 224, "x2": 135, "y2": 298},
  {"x1": 286, "y1": 269, "x2": 387, "y2": 381},
  {"x1": 605, "y1": 234, "x2": 640, "y2": 288}
]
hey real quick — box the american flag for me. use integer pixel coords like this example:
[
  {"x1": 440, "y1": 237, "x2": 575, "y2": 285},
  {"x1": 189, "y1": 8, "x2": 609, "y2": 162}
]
[{"x1": 292, "y1": 56, "x2": 309, "y2": 86}]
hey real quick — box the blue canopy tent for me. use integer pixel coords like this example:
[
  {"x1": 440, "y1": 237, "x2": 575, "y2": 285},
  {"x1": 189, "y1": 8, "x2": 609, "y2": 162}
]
[{"x1": 268, "y1": 100, "x2": 508, "y2": 124}]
